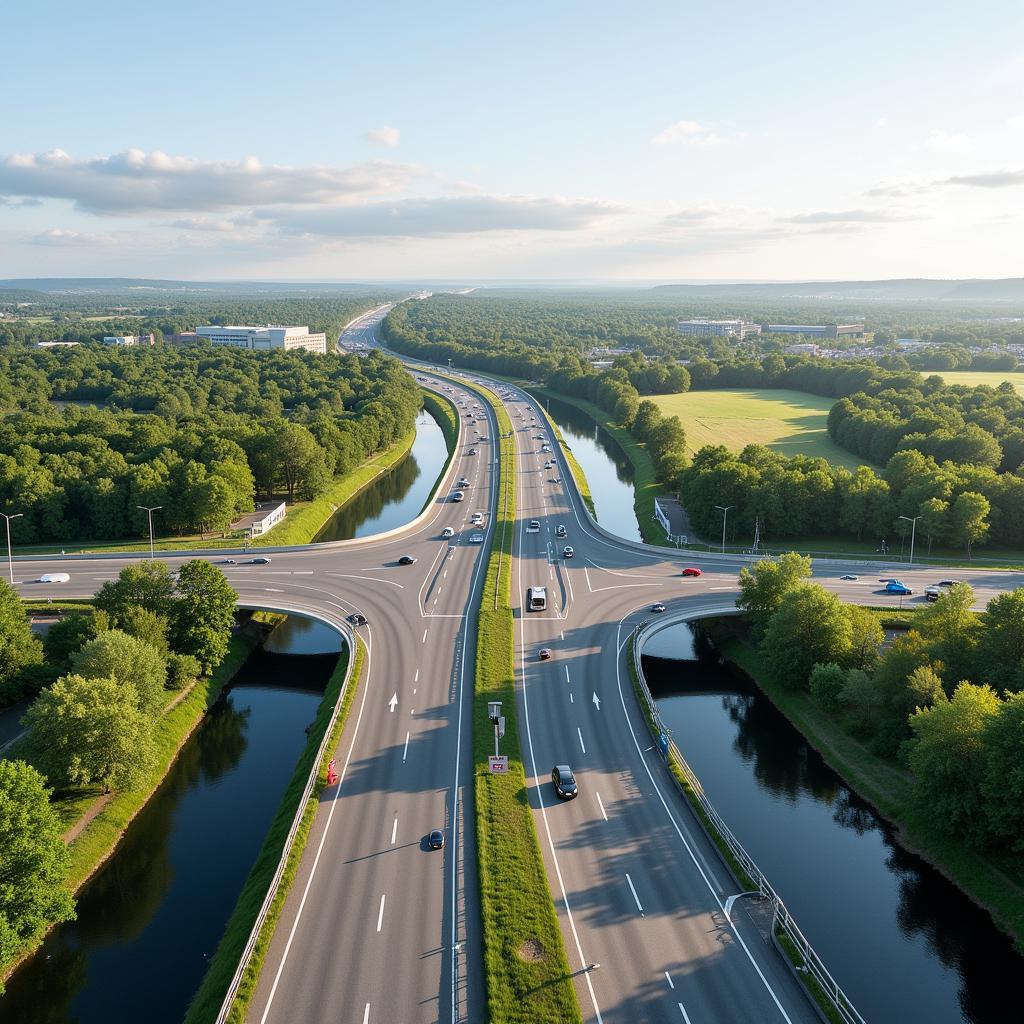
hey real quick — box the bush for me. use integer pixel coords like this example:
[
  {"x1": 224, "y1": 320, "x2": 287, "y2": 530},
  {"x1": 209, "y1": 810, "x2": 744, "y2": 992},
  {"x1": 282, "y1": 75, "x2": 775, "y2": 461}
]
[
  {"x1": 809, "y1": 662, "x2": 846, "y2": 713},
  {"x1": 166, "y1": 652, "x2": 202, "y2": 691}
]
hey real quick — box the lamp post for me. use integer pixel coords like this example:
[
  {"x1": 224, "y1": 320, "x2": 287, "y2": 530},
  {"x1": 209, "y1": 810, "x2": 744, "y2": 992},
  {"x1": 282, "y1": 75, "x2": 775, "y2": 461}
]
[
  {"x1": 137, "y1": 505, "x2": 162, "y2": 560},
  {"x1": 898, "y1": 514, "x2": 921, "y2": 567},
  {"x1": 0, "y1": 512, "x2": 22, "y2": 585},
  {"x1": 715, "y1": 505, "x2": 733, "y2": 554}
]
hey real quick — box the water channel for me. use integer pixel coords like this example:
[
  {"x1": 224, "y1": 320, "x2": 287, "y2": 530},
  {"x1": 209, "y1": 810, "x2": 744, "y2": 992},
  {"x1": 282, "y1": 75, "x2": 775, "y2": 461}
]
[
  {"x1": 643, "y1": 622, "x2": 1022, "y2": 1024},
  {"x1": 314, "y1": 407, "x2": 449, "y2": 542},
  {"x1": 0, "y1": 618, "x2": 342, "y2": 1024},
  {"x1": 541, "y1": 394, "x2": 642, "y2": 542}
]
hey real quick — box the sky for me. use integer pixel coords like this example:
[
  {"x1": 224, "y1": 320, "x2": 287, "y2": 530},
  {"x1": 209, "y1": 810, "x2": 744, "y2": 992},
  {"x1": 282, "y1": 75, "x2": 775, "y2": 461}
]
[{"x1": 2, "y1": 0, "x2": 1024, "y2": 283}]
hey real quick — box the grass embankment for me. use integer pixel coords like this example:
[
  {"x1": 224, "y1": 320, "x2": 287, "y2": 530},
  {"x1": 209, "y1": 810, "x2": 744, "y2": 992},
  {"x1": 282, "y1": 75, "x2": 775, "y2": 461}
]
[
  {"x1": 471, "y1": 385, "x2": 582, "y2": 1023},
  {"x1": 540, "y1": 414, "x2": 595, "y2": 518},
  {"x1": 719, "y1": 632, "x2": 1024, "y2": 950},
  {"x1": 0, "y1": 632, "x2": 256, "y2": 987},
  {"x1": 185, "y1": 637, "x2": 366, "y2": 1024}
]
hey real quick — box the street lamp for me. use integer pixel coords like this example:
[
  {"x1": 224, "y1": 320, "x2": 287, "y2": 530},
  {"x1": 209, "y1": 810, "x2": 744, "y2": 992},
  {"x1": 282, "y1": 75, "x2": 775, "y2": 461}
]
[
  {"x1": 898, "y1": 514, "x2": 922, "y2": 567},
  {"x1": 714, "y1": 505, "x2": 733, "y2": 554},
  {"x1": 0, "y1": 512, "x2": 23, "y2": 585},
  {"x1": 137, "y1": 505, "x2": 162, "y2": 559}
]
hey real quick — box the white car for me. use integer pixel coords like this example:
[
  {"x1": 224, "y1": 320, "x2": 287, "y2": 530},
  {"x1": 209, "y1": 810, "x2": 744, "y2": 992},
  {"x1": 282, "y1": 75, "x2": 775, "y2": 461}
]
[
  {"x1": 39, "y1": 572, "x2": 71, "y2": 584},
  {"x1": 469, "y1": 533, "x2": 485, "y2": 544},
  {"x1": 458, "y1": 477, "x2": 470, "y2": 487},
  {"x1": 556, "y1": 525, "x2": 567, "y2": 538},
  {"x1": 541, "y1": 445, "x2": 552, "y2": 453},
  {"x1": 527, "y1": 520, "x2": 541, "y2": 533},
  {"x1": 442, "y1": 527, "x2": 455, "y2": 538}
]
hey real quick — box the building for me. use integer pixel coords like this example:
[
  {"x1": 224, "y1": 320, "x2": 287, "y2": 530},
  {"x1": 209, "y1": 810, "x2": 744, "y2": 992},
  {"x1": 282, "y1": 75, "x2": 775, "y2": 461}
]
[
  {"x1": 784, "y1": 343, "x2": 820, "y2": 355},
  {"x1": 36, "y1": 340, "x2": 80, "y2": 348},
  {"x1": 762, "y1": 323, "x2": 865, "y2": 339},
  {"x1": 231, "y1": 501, "x2": 286, "y2": 538},
  {"x1": 197, "y1": 325, "x2": 327, "y2": 354},
  {"x1": 103, "y1": 333, "x2": 154, "y2": 347},
  {"x1": 677, "y1": 319, "x2": 761, "y2": 338}
]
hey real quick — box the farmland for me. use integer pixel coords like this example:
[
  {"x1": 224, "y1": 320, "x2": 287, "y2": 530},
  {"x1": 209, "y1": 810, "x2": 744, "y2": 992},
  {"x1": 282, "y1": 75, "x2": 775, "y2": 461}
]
[
  {"x1": 651, "y1": 388, "x2": 872, "y2": 470},
  {"x1": 932, "y1": 370, "x2": 1024, "y2": 394}
]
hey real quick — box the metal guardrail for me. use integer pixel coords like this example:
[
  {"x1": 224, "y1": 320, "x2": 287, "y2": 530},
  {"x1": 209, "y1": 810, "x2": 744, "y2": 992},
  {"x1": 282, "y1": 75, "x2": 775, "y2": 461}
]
[{"x1": 630, "y1": 622, "x2": 867, "y2": 1024}]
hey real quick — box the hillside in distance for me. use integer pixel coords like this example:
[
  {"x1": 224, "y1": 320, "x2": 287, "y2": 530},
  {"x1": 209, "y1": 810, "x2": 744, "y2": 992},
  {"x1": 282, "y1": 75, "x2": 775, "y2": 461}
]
[{"x1": 649, "y1": 278, "x2": 1024, "y2": 303}]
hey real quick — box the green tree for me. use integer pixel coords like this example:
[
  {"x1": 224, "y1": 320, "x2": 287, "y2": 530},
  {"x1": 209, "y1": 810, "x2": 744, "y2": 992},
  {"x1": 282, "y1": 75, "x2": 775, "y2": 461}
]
[
  {"x1": 170, "y1": 560, "x2": 237, "y2": 673},
  {"x1": 914, "y1": 582, "x2": 978, "y2": 686},
  {"x1": 165, "y1": 652, "x2": 201, "y2": 691},
  {"x1": 737, "y1": 552, "x2": 812, "y2": 635},
  {"x1": 949, "y1": 491, "x2": 990, "y2": 557},
  {"x1": 113, "y1": 605, "x2": 170, "y2": 658},
  {"x1": 918, "y1": 497, "x2": 949, "y2": 555},
  {"x1": 808, "y1": 662, "x2": 846, "y2": 713},
  {"x1": 847, "y1": 605, "x2": 884, "y2": 671},
  {"x1": 980, "y1": 691, "x2": 1024, "y2": 850},
  {"x1": 762, "y1": 584, "x2": 853, "y2": 688},
  {"x1": 22, "y1": 675, "x2": 156, "y2": 793},
  {"x1": 0, "y1": 759, "x2": 75, "y2": 979},
  {"x1": 975, "y1": 590, "x2": 1024, "y2": 693},
  {"x1": 72, "y1": 630, "x2": 168, "y2": 715},
  {"x1": 907, "y1": 682, "x2": 1001, "y2": 839},
  {"x1": 93, "y1": 561, "x2": 175, "y2": 620},
  {"x1": 42, "y1": 612, "x2": 103, "y2": 670},
  {"x1": 0, "y1": 579, "x2": 43, "y2": 688}
]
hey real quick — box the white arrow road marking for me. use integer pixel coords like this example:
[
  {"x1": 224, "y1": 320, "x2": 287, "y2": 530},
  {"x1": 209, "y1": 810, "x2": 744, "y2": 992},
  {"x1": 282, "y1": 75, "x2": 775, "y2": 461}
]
[
  {"x1": 592, "y1": 692, "x2": 601, "y2": 711},
  {"x1": 388, "y1": 693, "x2": 398, "y2": 713},
  {"x1": 626, "y1": 873, "x2": 644, "y2": 916}
]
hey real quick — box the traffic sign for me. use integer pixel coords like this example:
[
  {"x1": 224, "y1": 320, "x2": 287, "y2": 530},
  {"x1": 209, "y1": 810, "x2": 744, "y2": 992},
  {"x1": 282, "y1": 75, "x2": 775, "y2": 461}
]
[{"x1": 488, "y1": 756, "x2": 509, "y2": 774}]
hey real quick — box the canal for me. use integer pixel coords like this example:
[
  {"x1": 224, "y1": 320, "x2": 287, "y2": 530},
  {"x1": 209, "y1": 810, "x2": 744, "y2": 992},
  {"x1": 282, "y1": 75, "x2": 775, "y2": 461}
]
[
  {"x1": 642, "y1": 622, "x2": 1022, "y2": 1024},
  {"x1": 0, "y1": 617, "x2": 343, "y2": 1024},
  {"x1": 314, "y1": 407, "x2": 449, "y2": 542}
]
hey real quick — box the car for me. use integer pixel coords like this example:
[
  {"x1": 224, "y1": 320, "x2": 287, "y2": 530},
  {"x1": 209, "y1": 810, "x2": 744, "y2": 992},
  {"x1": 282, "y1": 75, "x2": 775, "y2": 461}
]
[
  {"x1": 681, "y1": 567, "x2": 702, "y2": 577},
  {"x1": 539, "y1": 647, "x2": 552, "y2": 660},
  {"x1": 442, "y1": 527, "x2": 455, "y2": 538},
  {"x1": 878, "y1": 578, "x2": 900, "y2": 583},
  {"x1": 458, "y1": 477, "x2": 470, "y2": 487},
  {"x1": 477, "y1": 435, "x2": 489, "y2": 442},
  {"x1": 417, "y1": 376, "x2": 426, "y2": 382},
  {"x1": 885, "y1": 582, "x2": 912, "y2": 595},
  {"x1": 562, "y1": 546, "x2": 574, "y2": 559},
  {"x1": 468, "y1": 448, "x2": 479, "y2": 455},
  {"x1": 428, "y1": 828, "x2": 445, "y2": 850},
  {"x1": 247, "y1": 557, "x2": 272, "y2": 565},
  {"x1": 938, "y1": 579, "x2": 960, "y2": 587},
  {"x1": 556, "y1": 524, "x2": 567, "y2": 538},
  {"x1": 469, "y1": 532, "x2": 485, "y2": 544},
  {"x1": 452, "y1": 490, "x2": 465, "y2": 502},
  {"x1": 527, "y1": 520, "x2": 541, "y2": 533},
  {"x1": 38, "y1": 572, "x2": 71, "y2": 584},
  {"x1": 552, "y1": 476, "x2": 561, "y2": 484},
  {"x1": 541, "y1": 445, "x2": 552, "y2": 453},
  {"x1": 552, "y1": 764, "x2": 578, "y2": 800},
  {"x1": 398, "y1": 555, "x2": 417, "y2": 565},
  {"x1": 840, "y1": 574, "x2": 858, "y2": 581},
  {"x1": 925, "y1": 586, "x2": 941, "y2": 602},
  {"x1": 218, "y1": 558, "x2": 237, "y2": 565},
  {"x1": 348, "y1": 612, "x2": 367, "y2": 626},
  {"x1": 651, "y1": 602, "x2": 667, "y2": 613}
]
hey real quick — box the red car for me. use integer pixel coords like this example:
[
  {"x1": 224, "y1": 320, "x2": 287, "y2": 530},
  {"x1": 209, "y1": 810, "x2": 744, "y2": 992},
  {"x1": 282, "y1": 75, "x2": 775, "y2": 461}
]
[{"x1": 681, "y1": 567, "x2": 702, "y2": 577}]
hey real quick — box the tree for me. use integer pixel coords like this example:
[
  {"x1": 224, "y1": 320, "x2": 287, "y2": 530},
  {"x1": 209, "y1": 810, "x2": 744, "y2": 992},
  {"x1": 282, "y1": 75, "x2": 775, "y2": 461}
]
[
  {"x1": 949, "y1": 491, "x2": 990, "y2": 557},
  {"x1": 839, "y1": 467, "x2": 891, "y2": 540},
  {"x1": 93, "y1": 560, "x2": 175, "y2": 620},
  {"x1": 113, "y1": 604, "x2": 170, "y2": 658},
  {"x1": 41, "y1": 612, "x2": 104, "y2": 670},
  {"x1": 72, "y1": 630, "x2": 168, "y2": 715},
  {"x1": 914, "y1": 582, "x2": 978, "y2": 686},
  {"x1": 847, "y1": 605, "x2": 884, "y2": 671},
  {"x1": 170, "y1": 560, "x2": 237, "y2": 673},
  {"x1": 22, "y1": 675, "x2": 156, "y2": 793},
  {"x1": 906, "y1": 682, "x2": 1001, "y2": 840},
  {"x1": 809, "y1": 662, "x2": 846, "y2": 713},
  {"x1": 0, "y1": 579, "x2": 43, "y2": 688},
  {"x1": 0, "y1": 759, "x2": 75, "y2": 976},
  {"x1": 975, "y1": 590, "x2": 1024, "y2": 693},
  {"x1": 918, "y1": 497, "x2": 949, "y2": 555},
  {"x1": 980, "y1": 691, "x2": 1024, "y2": 850},
  {"x1": 737, "y1": 552, "x2": 812, "y2": 635},
  {"x1": 761, "y1": 584, "x2": 853, "y2": 688},
  {"x1": 166, "y1": 652, "x2": 201, "y2": 691}
]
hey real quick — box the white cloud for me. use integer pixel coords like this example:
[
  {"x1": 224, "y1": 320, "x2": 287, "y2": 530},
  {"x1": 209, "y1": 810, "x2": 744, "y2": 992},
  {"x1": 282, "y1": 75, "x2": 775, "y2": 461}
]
[
  {"x1": 0, "y1": 149, "x2": 420, "y2": 215},
  {"x1": 1006, "y1": 115, "x2": 1024, "y2": 130},
  {"x1": 29, "y1": 227, "x2": 113, "y2": 246},
  {"x1": 784, "y1": 209, "x2": 918, "y2": 224},
  {"x1": 363, "y1": 126, "x2": 401, "y2": 147},
  {"x1": 868, "y1": 166, "x2": 1024, "y2": 196},
  {"x1": 651, "y1": 120, "x2": 724, "y2": 147},
  {"x1": 170, "y1": 216, "x2": 240, "y2": 232},
  {"x1": 924, "y1": 128, "x2": 972, "y2": 153},
  {"x1": 876, "y1": 116, "x2": 889, "y2": 128}
]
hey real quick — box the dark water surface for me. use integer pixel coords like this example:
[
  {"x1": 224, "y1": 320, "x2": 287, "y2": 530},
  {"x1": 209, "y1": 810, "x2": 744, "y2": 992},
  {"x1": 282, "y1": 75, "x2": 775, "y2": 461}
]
[
  {"x1": 314, "y1": 408, "x2": 449, "y2": 542},
  {"x1": 541, "y1": 394, "x2": 642, "y2": 542},
  {"x1": 643, "y1": 622, "x2": 1023, "y2": 1024},
  {"x1": 0, "y1": 624, "x2": 337, "y2": 1024}
]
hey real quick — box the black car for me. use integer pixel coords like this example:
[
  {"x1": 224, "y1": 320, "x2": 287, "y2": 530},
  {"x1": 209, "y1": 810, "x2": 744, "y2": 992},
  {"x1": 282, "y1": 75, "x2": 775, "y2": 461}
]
[
  {"x1": 552, "y1": 764, "x2": 578, "y2": 800},
  {"x1": 398, "y1": 555, "x2": 417, "y2": 565},
  {"x1": 348, "y1": 612, "x2": 367, "y2": 626},
  {"x1": 247, "y1": 556, "x2": 271, "y2": 565},
  {"x1": 428, "y1": 829, "x2": 445, "y2": 850}
]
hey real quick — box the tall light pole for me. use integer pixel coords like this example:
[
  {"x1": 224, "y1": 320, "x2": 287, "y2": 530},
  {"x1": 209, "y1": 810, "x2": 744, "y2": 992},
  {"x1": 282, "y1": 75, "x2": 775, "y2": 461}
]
[
  {"x1": 0, "y1": 512, "x2": 22, "y2": 584},
  {"x1": 137, "y1": 505, "x2": 162, "y2": 559},
  {"x1": 899, "y1": 514, "x2": 921, "y2": 566},
  {"x1": 715, "y1": 505, "x2": 733, "y2": 554}
]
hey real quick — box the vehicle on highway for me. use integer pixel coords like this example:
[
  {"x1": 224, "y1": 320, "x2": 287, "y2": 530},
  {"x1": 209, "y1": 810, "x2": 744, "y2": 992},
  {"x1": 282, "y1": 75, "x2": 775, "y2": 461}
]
[
  {"x1": 442, "y1": 527, "x2": 455, "y2": 538},
  {"x1": 469, "y1": 532, "x2": 484, "y2": 544},
  {"x1": 886, "y1": 582, "x2": 913, "y2": 595},
  {"x1": 428, "y1": 829, "x2": 445, "y2": 850},
  {"x1": 247, "y1": 557, "x2": 272, "y2": 565},
  {"x1": 562, "y1": 545, "x2": 574, "y2": 559},
  {"x1": 468, "y1": 448, "x2": 479, "y2": 455},
  {"x1": 452, "y1": 490, "x2": 465, "y2": 502},
  {"x1": 556, "y1": 524, "x2": 567, "y2": 537},
  {"x1": 651, "y1": 602, "x2": 667, "y2": 613},
  {"x1": 539, "y1": 647, "x2": 552, "y2": 660},
  {"x1": 925, "y1": 586, "x2": 941, "y2": 601},
  {"x1": 458, "y1": 477, "x2": 470, "y2": 487},
  {"x1": 681, "y1": 567, "x2": 702, "y2": 577},
  {"x1": 541, "y1": 445, "x2": 552, "y2": 453},
  {"x1": 348, "y1": 612, "x2": 367, "y2": 626},
  {"x1": 398, "y1": 555, "x2": 417, "y2": 565},
  {"x1": 527, "y1": 586, "x2": 547, "y2": 611},
  {"x1": 878, "y1": 577, "x2": 900, "y2": 583},
  {"x1": 38, "y1": 572, "x2": 71, "y2": 584},
  {"x1": 526, "y1": 520, "x2": 540, "y2": 533},
  {"x1": 217, "y1": 558, "x2": 237, "y2": 565},
  {"x1": 551, "y1": 765, "x2": 578, "y2": 800},
  {"x1": 840, "y1": 574, "x2": 858, "y2": 581},
  {"x1": 937, "y1": 579, "x2": 960, "y2": 587},
  {"x1": 470, "y1": 514, "x2": 484, "y2": 526}
]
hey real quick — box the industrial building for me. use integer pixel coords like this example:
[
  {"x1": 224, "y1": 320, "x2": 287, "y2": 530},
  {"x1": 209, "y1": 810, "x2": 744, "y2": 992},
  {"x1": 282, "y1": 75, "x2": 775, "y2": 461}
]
[
  {"x1": 677, "y1": 319, "x2": 762, "y2": 338},
  {"x1": 196, "y1": 325, "x2": 327, "y2": 354},
  {"x1": 103, "y1": 333, "x2": 155, "y2": 347},
  {"x1": 761, "y1": 323, "x2": 865, "y2": 339}
]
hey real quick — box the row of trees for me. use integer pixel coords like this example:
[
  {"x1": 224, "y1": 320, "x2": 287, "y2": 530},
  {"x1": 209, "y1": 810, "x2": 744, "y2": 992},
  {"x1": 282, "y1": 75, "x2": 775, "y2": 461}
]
[{"x1": 737, "y1": 555, "x2": 1024, "y2": 851}]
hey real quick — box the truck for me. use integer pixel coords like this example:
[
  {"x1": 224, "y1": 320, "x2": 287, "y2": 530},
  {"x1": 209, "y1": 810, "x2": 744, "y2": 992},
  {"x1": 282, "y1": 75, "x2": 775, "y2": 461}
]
[{"x1": 527, "y1": 586, "x2": 547, "y2": 611}]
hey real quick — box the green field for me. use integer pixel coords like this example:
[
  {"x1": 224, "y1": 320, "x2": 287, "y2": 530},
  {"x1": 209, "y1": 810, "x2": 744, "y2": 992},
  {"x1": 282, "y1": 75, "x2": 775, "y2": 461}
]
[
  {"x1": 651, "y1": 388, "x2": 871, "y2": 470},
  {"x1": 933, "y1": 370, "x2": 1024, "y2": 394}
]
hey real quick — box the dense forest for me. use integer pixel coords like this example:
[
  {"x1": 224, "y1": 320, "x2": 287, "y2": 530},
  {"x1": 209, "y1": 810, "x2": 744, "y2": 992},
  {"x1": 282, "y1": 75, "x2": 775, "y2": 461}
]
[{"x1": 0, "y1": 345, "x2": 421, "y2": 543}]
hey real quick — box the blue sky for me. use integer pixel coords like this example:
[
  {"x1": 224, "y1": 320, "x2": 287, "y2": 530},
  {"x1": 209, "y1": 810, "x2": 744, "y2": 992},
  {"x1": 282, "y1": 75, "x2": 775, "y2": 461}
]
[{"x1": 2, "y1": 1, "x2": 1023, "y2": 281}]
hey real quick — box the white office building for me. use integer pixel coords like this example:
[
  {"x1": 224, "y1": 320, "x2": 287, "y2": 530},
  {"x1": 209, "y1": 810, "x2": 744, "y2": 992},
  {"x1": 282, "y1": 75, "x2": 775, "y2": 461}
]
[
  {"x1": 678, "y1": 319, "x2": 761, "y2": 338},
  {"x1": 103, "y1": 333, "x2": 154, "y2": 347},
  {"x1": 197, "y1": 325, "x2": 327, "y2": 354}
]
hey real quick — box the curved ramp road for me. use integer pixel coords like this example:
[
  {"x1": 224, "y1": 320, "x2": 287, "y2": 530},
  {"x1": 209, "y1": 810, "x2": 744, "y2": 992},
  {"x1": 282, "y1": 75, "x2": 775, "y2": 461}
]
[{"x1": 12, "y1": 370, "x2": 491, "y2": 1024}]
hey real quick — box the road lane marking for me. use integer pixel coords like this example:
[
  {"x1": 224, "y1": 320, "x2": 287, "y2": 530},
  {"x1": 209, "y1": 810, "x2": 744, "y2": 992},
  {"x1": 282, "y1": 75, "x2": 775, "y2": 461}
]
[
  {"x1": 564, "y1": 665, "x2": 570, "y2": 684},
  {"x1": 665, "y1": 971, "x2": 674, "y2": 989},
  {"x1": 422, "y1": 628, "x2": 428, "y2": 643},
  {"x1": 577, "y1": 727, "x2": 586, "y2": 754},
  {"x1": 414, "y1": 669, "x2": 419, "y2": 682},
  {"x1": 363, "y1": 1004, "x2": 370, "y2": 1024},
  {"x1": 625, "y1": 873, "x2": 644, "y2": 917},
  {"x1": 391, "y1": 817, "x2": 398, "y2": 844},
  {"x1": 388, "y1": 693, "x2": 398, "y2": 713},
  {"x1": 708, "y1": 586, "x2": 735, "y2": 591},
  {"x1": 678, "y1": 1004, "x2": 692, "y2": 1023},
  {"x1": 264, "y1": 587, "x2": 284, "y2": 592},
  {"x1": 569, "y1": 693, "x2": 574, "y2": 703},
  {"x1": 376, "y1": 894, "x2": 386, "y2": 932},
  {"x1": 592, "y1": 692, "x2": 601, "y2": 711},
  {"x1": 402, "y1": 732, "x2": 410, "y2": 762},
  {"x1": 596, "y1": 792, "x2": 608, "y2": 821}
]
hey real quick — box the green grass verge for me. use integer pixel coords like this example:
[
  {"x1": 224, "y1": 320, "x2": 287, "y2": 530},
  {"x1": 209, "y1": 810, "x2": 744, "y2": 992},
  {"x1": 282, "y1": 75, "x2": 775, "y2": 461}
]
[
  {"x1": 719, "y1": 633, "x2": 1024, "y2": 950},
  {"x1": 184, "y1": 637, "x2": 364, "y2": 1024},
  {"x1": 775, "y1": 929, "x2": 846, "y2": 1024},
  {"x1": 469, "y1": 382, "x2": 582, "y2": 1024}
]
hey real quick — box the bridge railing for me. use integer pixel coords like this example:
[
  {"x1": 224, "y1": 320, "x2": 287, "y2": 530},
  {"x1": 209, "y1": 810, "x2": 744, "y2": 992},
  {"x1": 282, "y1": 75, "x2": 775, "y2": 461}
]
[{"x1": 630, "y1": 622, "x2": 867, "y2": 1024}]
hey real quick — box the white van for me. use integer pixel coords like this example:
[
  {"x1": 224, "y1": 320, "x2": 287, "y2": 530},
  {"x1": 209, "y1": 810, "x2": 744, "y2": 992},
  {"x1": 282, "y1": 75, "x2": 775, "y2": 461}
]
[
  {"x1": 527, "y1": 586, "x2": 547, "y2": 612},
  {"x1": 39, "y1": 572, "x2": 71, "y2": 584}
]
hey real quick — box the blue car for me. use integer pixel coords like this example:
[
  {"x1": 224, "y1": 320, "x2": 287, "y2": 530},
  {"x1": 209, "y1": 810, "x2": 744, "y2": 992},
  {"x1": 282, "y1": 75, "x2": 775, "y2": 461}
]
[{"x1": 885, "y1": 582, "x2": 912, "y2": 595}]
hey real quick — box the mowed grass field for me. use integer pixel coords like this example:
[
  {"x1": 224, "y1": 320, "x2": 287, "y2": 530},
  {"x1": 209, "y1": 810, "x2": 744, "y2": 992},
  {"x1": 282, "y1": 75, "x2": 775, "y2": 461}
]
[
  {"x1": 933, "y1": 370, "x2": 1024, "y2": 394},
  {"x1": 652, "y1": 388, "x2": 872, "y2": 470}
]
